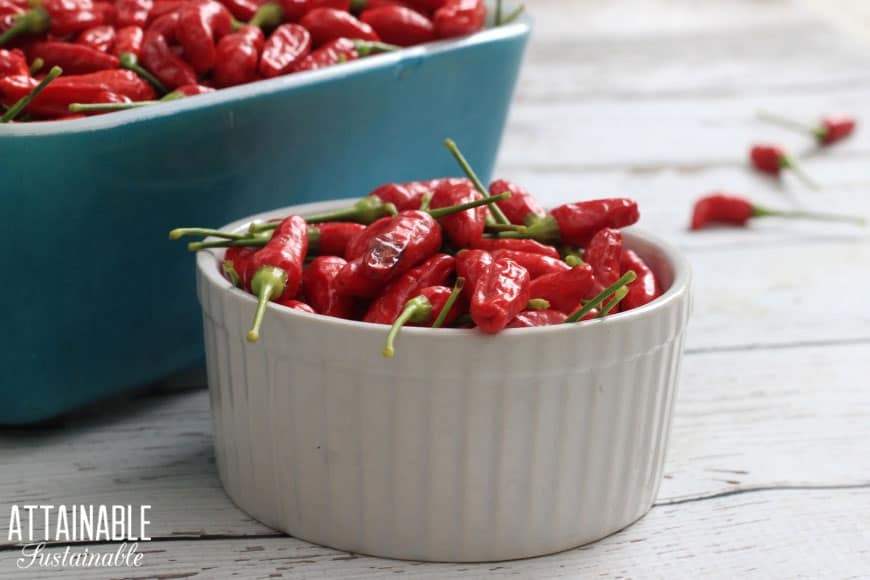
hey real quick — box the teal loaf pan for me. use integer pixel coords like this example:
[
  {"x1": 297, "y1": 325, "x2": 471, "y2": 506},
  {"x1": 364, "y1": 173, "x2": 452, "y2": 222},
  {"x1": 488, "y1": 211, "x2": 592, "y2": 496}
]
[{"x1": 0, "y1": 17, "x2": 531, "y2": 424}]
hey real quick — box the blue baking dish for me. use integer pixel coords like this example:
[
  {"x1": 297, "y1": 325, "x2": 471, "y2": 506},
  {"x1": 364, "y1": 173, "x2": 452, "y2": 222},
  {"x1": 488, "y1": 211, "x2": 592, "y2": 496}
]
[{"x1": 0, "y1": 16, "x2": 530, "y2": 424}]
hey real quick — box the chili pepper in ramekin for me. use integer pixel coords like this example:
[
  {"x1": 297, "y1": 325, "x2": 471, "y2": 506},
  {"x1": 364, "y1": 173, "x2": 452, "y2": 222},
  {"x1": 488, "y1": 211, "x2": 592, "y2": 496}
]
[
  {"x1": 292, "y1": 36, "x2": 395, "y2": 71},
  {"x1": 369, "y1": 179, "x2": 453, "y2": 212},
  {"x1": 469, "y1": 256, "x2": 530, "y2": 334},
  {"x1": 527, "y1": 263, "x2": 597, "y2": 315},
  {"x1": 214, "y1": 25, "x2": 263, "y2": 86},
  {"x1": 497, "y1": 198, "x2": 639, "y2": 247},
  {"x1": 303, "y1": 256, "x2": 356, "y2": 318},
  {"x1": 259, "y1": 23, "x2": 311, "y2": 77},
  {"x1": 277, "y1": 0, "x2": 349, "y2": 22},
  {"x1": 360, "y1": 5, "x2": 433, "y2": 46},
  {"x1": 148, "y1": 0, "x2": 185, "y2": 20},
  {"x1": 301, "y1": 7, "x2": 379, "y2": 46},
  {"x1": 139, "y1": 22, "x2": 197, "y2": 90},
  {"x1": 246, "y1": 215, "x2": 309, "y2": 342},
  {"x1": 276, "y1": 298, "x2": 315, "y2": 312},
  {"x1": 507, "y1": 309, "x2": 567, "y2": 328},
  {"x1": 488, "y1": 249, "x2": 568, "y2": 279},
  {"x1": 443, "y1": 139, "x2": 512, "y2": 226},
  {"x1": 0, "y1": 64, "x2": 61, "y2": 122},
  {"x1": 0, "y1": 47, "x2": 28, "y2": 75},
  {"x1": 564, "y1": 270, "x2": 636, "y2": 323},
  {"x1": 112, "y1": 25, "x2": 143, "y2": 56},
  {"x1": 115, "y1": 0, "x2": 152, "y2": 26},
  {"x1": 363, "y1": 253, "x2": 455, "y2": 323},
  {"x1": 471, "y1": 238, "x2": 560, "y2": 260},
  {"x1": 308, "y1": 222, "x2": 366, "y2": 256},
  {"x1": 76, "y1": 25, "x2": 115, "y2": 52},
  {"x1": 620, "y1": 249, "x2": 660, "y2": 312},
  {"x1": 176, "y1": 0, "x2": 233, "y2": 74},
  {"x1": 488, "y1": 179, "x2": 546, "y2": 226},
  {"x1": 584, "y1": 228, "x2": 622, "y2": 287},
  {"x1": 749, "y1": 144, "x2": 817, "y2": 190},
  {"x1": 223, "y1": 245, "x2": 258, "y2": 287},
  {"x1": 218, "y1": 0, "x2": 260, "y2": 21},
  {"x1": 28, "y1": 41, "x2": 119, "y2": 73},
  {"x1": 757, "y1": 111, "x2": 857, "y2": 146},
  {"x1": 690, "y1": 193, "x2": 866, "y2": 231},
  {"x1": 429, "y1": 179, "x2": 487, "y2": 248},
  {"x1": 352, "y1": 0, "x2": 413, "y2": 13},
  {"x1": 0, "y1": 0, "x2": 103, "y2": 46},
  {"x1": 433, "y1": 0, "x2": 484, "y2": 39},
  {"x1": 383, "y1": 281, "x2": 465, "y2": 357}
]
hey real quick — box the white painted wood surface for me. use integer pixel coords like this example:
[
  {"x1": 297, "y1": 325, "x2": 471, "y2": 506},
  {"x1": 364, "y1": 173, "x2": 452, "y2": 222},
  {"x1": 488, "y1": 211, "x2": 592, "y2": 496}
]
[{"x1": 2, "y1": 0, "x2": 870, "y2": 577}]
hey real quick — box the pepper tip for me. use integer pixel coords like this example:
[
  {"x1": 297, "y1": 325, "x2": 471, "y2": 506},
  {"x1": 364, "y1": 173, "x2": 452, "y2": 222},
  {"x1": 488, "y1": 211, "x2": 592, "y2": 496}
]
[
  {"x1": 382, "y1": 346, "x2": 395, "y2": 358},
  {"x1": 246, "y1": 330, "x2": 260, "y2": 343}
]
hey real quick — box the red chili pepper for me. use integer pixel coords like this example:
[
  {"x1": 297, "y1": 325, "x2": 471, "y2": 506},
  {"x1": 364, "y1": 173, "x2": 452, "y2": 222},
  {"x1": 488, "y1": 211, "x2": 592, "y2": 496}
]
[
  {"x1": 488, "y1": 249, "x2": 569, "y2": 279},
  {"x1": 368, "y1": 178, "x2": 461, "y2": 212},
  {"x1": 302, "y1": 256, "x2": 356, "y2": 318},
  {"x1": 140, "y1": 23, "x2": 197, "y2": 89},
  {"x1": 309, "y1": 221, "x2": 366, "y2": 256},
  {"x1": 217, "y1": 0, "x2": 261, "y2": 21},
  {"x1": 63, "y1": 68, "x2": 156, "y2": 99},
  {"x1": 0, "y1": 72, "x2": 145, "y2": 116},
  {"x1": 433, "y1": 0, "x2": 483, "y2": 38},
  {"x1": 145, "y1": 9, "x2": 178, "y2": 36},
  {"x1": 76, "y1": 25, "x2": 115, "y2": 52},
  {"x1": 507, "y1": 309, "x2": 567, "y2": 328},
  {"x1": 301, "y1": 8, "x2": 379, "y2": 47},
  {"x1": 148, "y1": 0, "x2": 185, "y2": 20},
  {"x1": 115, "y1": 0, "x2": 152, "y2": 26},
  {"x1": 527, "y1": 263, "x2": 598, "y2": 315},
  {"x1": 402, "y1": 0, "x2": 443, "y2": 15},
  {"x1": 383, "y1": 282, "x2": 466, "y2": 356},
  {"x1": 469, "y1": 257, "x2": 530, "y2": 334},
  {"x1": 584, "y1": 227, "x2": 622, "y2": 287},
  {"x1": 360, "y1": 5, "x2": 433, "y2": 46},
  {"x1": 758, "y1": 111, "x2": 857, "y2": 146},
  {"x1": 177, "y1": 0, "x2": 232, "y2": 74},
  {"x1": 363, "y1": 252, "x2": 455, "y2": 323},
  {"x1": 292, "y1": 36, "x2": 357, "y2": 71},
  {"x1": 0, "y1": 0, "x2": 104, "y2": 46},
  {"x1": 113, "y1": 25, "x2": 143, "y2": 56},
  {"x1": 429, "y1": 179, "x2": 486, "y2": 248},
  {"x1": 214, "y1": 25, "x2": 263, "y2": 86},
  {"x1": 223, "y1": 246, "x2": 258, "y2": 287},
  {"x1": 0, "y1": 47, "x2": 28, "y2": 75},
  {"x1": 501, "y1": 199, "x2": 639, "y2": 248},
  {"x1": 246, "y1": 215, "x2": 309, "y2": 342},
  {"x1": 277, "y1": 0, "x2": 349, "y2": 22},
  {"x1": 354, "y1": 0, "x2": 414, "y2": 12},
  {"x1": 689, "y1": 193, "x2": 865, "y2": 230},
  {"x1": 470, "y1": 238, "x2": 561, "y2": 260},
  {"x1": 172, "y1": 82, "x2": 214, "y2": 95},
  {"x1": 749, "y1": 143, "x2": 817, "y2": 189},
  {"x1": 620, "y1": 249, "x2": 660, "y2": 312},
  {"x1": 94, "y1": 2, "x2": 115, "y2": 24},
  {"x1": 259, "y1": 23, "x2": 311, "y2": 77},
  {"x1": 276, "y1": 298, "x2": 315, "y2": 313},
  {"x1": 455, "y1": 248, "x2": 491, "y2": 299},
  {"x1": 29, "y1": 41, "x2": 119, "y2": 74},
  {"x1": 335, "y1": 210, "x2": 442, "y2": 298},
  {"x1": 488, "y1": 179, "x2": 546, "y2": 225}
]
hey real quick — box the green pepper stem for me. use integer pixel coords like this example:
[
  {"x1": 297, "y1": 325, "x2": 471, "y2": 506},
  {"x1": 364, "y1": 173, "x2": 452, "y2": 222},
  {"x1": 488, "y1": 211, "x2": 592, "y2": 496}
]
[
  {"x1": 597, "y1": 286, "x2": 629, "y2": 318},
  {"x1": 496, "y1": 214, "x2": 560, "y2": 243},
  {"x1": 29, "y1": 57, "x2": 44, "y2": 75},
  {"x1": 187, "y1": 228, "x2": 321, "y2": 252},
  {"x1": 527, "y1": 298, "x2": 550, "y2": 311},
  {"x1": 383, "y1": 295, "x2": 432, "y2": 357},
  {"x1": 247, "y1": 266, "x2": 288, "y2": 342},
  {"x1": 119, "y1": 52, "x2": 168, "y2": 96},
  {"x1": 564, "y1": 271, "x2": 637, "y2": 323},
  {"x1": 779, "y1": 155, "x2": 819, "y2": 191},
  {"x1": 443, "y1": 138, "x2": 512, "y2": 225},
  {"x1": 502, "y1": 4, "x2": 525, "y2": 25},
  {"x1": 564, "y1": 254, "x2": 584, "y2": 267},
  {"x1": 248, "y1": 2, "x2": 283, "y2": 29},
  {"x1": 432, "y1": 278, "x2": 465, "y2": 329},
  {"x1": 756, "y1": 110, "x2": 816, "y2": 137},
  {"x1": 485, "y1": 222, "x2": 527, "y2": 233},
  {"x1": 419, "y1": 193, "x2": 432, "y2": 211},
  {"x1": 349, "y1": 0, "x2": 366, "y2": 12},
  {"x1": 495, "y1": 0, "x2": 503, "y2": 25},
  {"x1": 0, "y1": 7, "x2": 49, "y2": 46},
  {"x1": 428, "y1": 192, "x2": 510, "y2": 218},
  {"x1": 753, "y1": 206, "x2": 865, "y2": 226},
  {"x1": 353, "y1": 40, "x2": 400, "y2": 57},
  {"x1": 169, "y1": 227, "x2": 249, "y2": 241},
  {"x1": 302, "y1": 195, "x2": 388, "y2": 225},
  {"x1": 1, "y1": 65, "x2": 61, "y2": 123},
  {"x1": 68, "y1": 101, "x2": 158, "y2": 112}
]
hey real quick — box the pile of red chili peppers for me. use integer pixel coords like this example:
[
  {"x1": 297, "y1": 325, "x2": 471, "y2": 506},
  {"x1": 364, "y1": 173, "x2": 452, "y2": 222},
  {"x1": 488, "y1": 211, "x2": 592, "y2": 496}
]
[
  {"x1": 172, "y1": 139, "x2": 661, "y2": 356},
  {"x1": 0, "y1": 0, "x2": 520, "y2": 122}
]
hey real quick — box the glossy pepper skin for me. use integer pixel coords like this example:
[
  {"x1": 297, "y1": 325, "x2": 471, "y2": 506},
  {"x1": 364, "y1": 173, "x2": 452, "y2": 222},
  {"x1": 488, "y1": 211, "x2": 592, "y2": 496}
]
[
  {"x1": 141, "y1": 16, "x2": 198, "y2": 89},
  {"x1": 247, "y1": 215, "x2": 309, "y2": 296},
  {"x1": 113, "y1": 25, "x2": 144, "y2": 56},
  {"x1": 402, "y1": 0, "x2": 444, "y2": 13},
  {"x1": 749, "y1": 144, "x2": 786, "y2": 175},
  {"x1": 0, "y1": 71, "x2": 150, "y2": 116},
  {"x1": 360, "y1": 5, "x2": 433, "y2": 46},
  {"x1": 309, "y1": 222, "x2": 366, "y2": 256},
  {"x1": 214, "y1": 25, "x2": 263, "y2": 86},
  {"x1": 292, "y1": 36, "x2": 356, "y2": 71},
  {"x1": 433, "y1": 0, "x2": 483, "y2": 39},
  {"x1": 818, "y1": 116, "x2": 856, "y2": 145},
  {"x1": 489, "y1": 179, "x2": 545, "y2": 225},
  {"x1": 528, "y1": 263, "x2": 598, "y2": 314},
  {"x1": 547, "y1": 198, "x2": 639, "y2": 247},
  {"x1": 429, "y1": 179, "x2": 486, "y2": 248},
  {"x1": 369, "y1": 178, "x2": 464, "y2": 211},
  {"x1": 471, "y1": 238, "x2": 561, "y2": 260},
  {"x1": 363, "y1": 253, "x2": 455, "y2": 323},
  {"x1": 29, "y1": 41, "x2": 120, "y2": 73},
  {"x1": 218, "y1": 0, "x2": 260, "y2": 21},
  {"x1": 414, "y1": 285, "x2": 464, "y2": 326},
  {"x1": 620, "y1": 249, "x2": 660, "y2": 311},
  {"x1": 277, "y1": 0, "x2": 349, "y2": 22},
  {"x1": 223, "y1": 246, "x2": 258, "y2": 287},
  {"x1": 335, "y1": 210, "x2": 443, "y2": 298},
  {"x1": 690, "y1": 194, "x2": 753, "y2": 230},
  {"x1": 470, "y1": 257, "x2": 531, "y2": 334},
  {"x1": 77, "y1": 24, "x2": 115, "y2": 52},
  {"x1": 489, "y1": 249, "x2": 569, "y2": 279},
  {"x1": 177, "y1": 0, "x2": 233, "y2": 74},
  {"x1": 507, "y1": 309, "x2": 567, "y2": 328},
  {"x1": 115, "y1": 0, "x2": 152, "y2": 26},
  {"x1": 259, "y1": 23, "x2": 311, "y2": 77},
  {"x1": 455, "y1": 248, "x2": 492, "y2": 300},
  {"x1": 0, "y1": 47, "x2": 28, "y2": 75},
  {"x1": 584, "y1": 227, "x2": 622, "y2": 287},
  {"x1": 300, "y1": 8, "x2": 379, "y2": 46},
  {"x1": 303, "y1": 256, "x2": 356, "y2": 318},
  {"x1": 2, "y1": 0, "x2": 104, "y2": 43}
]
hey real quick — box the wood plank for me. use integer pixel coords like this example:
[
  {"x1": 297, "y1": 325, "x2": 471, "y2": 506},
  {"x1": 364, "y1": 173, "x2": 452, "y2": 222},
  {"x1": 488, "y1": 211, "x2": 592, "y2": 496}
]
[
  {"x1": 2, "y1": 489, "x2": 867, "y2": 578},
  {"x1": 2, "y1": 344, "x2": 867, "y2": 545}
]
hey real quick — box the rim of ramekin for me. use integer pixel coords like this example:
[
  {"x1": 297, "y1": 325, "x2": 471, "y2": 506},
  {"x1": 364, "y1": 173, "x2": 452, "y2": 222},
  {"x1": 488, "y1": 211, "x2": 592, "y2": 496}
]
[
  {"x1": 195, "y1": 199, "x2": 692, "y2": 340},
  {"x1": 0, "y1": 17, "x2": 530, "y2": 137}
]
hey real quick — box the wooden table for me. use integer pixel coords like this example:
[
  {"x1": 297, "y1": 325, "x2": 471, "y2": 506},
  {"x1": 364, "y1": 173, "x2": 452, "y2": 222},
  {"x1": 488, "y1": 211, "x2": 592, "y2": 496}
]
[{"x1": 3, "y1": 0, "x2": 869, "y2": 577}]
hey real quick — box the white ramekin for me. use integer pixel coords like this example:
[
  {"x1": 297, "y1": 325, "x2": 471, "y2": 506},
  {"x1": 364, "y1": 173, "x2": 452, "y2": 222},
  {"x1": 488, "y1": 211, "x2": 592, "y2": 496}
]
[{"x1": 196, "y1": 200, "x2": 692, "y2": 562}]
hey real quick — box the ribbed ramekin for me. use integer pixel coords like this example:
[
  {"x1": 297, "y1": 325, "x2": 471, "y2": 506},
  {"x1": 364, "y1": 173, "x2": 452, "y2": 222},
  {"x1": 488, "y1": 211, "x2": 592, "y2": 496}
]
[{"x1": 196, "y1": 200, "x2": 692, "y2": 562}]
